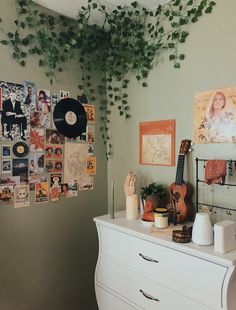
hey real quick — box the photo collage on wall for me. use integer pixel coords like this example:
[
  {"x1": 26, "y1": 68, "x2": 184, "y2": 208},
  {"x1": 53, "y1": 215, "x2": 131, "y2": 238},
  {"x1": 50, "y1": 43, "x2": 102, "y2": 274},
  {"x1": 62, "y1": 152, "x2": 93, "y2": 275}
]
[{"x1": 0, "y1": 81, "x2": 96, "y2": 207}]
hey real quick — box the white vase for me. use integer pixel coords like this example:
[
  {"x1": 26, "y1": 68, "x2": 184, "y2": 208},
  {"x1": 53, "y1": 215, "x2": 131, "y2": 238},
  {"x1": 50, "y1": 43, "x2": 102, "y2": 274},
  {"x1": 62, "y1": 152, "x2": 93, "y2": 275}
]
[{"x1": 192, "y1": 212, "x2": 213, "y2": 246}]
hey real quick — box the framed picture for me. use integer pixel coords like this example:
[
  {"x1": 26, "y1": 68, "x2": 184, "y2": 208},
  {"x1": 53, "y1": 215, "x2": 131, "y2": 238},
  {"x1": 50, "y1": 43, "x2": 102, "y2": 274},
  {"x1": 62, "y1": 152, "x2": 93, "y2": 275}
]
[
  {"x1": 194, "y1": 86, "x2": 236, "y2": 143},
  {"x1": 139, "y1": 119, "x2": 175, "y2": 166}
]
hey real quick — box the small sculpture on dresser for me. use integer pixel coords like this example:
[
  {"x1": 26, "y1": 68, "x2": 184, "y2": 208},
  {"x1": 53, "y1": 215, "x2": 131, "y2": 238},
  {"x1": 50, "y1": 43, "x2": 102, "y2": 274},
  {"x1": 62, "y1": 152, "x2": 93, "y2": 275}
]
[{"x1": 124, "y1": 172, "x2": 138, "y2": 220}]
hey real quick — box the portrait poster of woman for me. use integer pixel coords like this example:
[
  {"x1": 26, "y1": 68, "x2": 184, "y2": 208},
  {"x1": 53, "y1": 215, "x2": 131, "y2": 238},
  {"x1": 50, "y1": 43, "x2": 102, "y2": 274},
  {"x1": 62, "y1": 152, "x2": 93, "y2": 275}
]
[{"x1": 194, "y1": 86, "x2": 236, "y2": 143}]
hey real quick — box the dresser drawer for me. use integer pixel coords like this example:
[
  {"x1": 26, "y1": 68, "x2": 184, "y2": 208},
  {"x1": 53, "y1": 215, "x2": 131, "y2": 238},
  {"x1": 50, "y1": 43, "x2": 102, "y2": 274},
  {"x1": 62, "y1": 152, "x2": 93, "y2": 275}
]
[
  {"x1": 96, "y1": 285, "x2": 140, "y2": 310},
  {"x1": 96, "y1": 255, "x2": 211, "y2": 310},
  {"x1": 98, "y1": 225, "x2": 227, "y2": 309}
]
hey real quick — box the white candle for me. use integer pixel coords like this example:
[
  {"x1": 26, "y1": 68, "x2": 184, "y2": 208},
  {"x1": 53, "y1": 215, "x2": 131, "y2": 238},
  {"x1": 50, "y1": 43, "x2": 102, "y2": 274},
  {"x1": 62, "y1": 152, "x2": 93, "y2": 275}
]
[{"x1": 126, "y1": 194, "x2": 138, "y2": 220}]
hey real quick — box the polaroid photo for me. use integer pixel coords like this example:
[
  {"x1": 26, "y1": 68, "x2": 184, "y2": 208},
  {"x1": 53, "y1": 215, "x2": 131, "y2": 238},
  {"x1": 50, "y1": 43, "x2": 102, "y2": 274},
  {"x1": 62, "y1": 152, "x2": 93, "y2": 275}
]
[
  {"x1": 2, "y1": 145, "x2": 11, "y2": 158},
  {"x1": 51, "y1": 93, "x2": 58, "y2": 105},
  {"x1": 2, "y1": 159, "x2": 11, "y2": 174},
  {"x1": 60, "y1": 90, "x2": 70, "y2": 99}
]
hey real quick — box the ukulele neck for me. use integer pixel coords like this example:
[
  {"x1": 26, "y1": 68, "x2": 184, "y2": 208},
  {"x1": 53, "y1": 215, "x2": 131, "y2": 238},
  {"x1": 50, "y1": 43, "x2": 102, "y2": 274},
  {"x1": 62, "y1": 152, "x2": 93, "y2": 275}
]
[{"x1": 175, "y1": 154, "x2": 185, "y2": 185}]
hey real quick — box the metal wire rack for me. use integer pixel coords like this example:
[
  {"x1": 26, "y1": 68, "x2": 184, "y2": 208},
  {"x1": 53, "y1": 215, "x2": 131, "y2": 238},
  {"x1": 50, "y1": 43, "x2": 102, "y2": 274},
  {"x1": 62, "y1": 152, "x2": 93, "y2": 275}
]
[{"x1": 195, "y1": 158, "x2": 236, "y2": 214}]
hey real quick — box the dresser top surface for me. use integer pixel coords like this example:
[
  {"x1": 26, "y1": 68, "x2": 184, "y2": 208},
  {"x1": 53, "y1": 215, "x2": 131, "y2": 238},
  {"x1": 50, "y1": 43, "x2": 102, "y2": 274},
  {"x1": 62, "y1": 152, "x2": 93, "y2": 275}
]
[{"x1": 94, "y1": 211, "x2": 236, "y2": 267}]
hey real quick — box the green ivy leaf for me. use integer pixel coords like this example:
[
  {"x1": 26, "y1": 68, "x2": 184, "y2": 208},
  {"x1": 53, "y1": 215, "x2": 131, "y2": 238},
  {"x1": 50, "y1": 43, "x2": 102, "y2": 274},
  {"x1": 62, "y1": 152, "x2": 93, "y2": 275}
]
[
  {"x1": 0, "y1": 40, "x2": 8, "y2": 45},
  {"x1": 174, "y1": 62, "x2": 181, "y2": 68},
  {"x1": 0, "y1": 0, "x2": 216, "y2": 159}
]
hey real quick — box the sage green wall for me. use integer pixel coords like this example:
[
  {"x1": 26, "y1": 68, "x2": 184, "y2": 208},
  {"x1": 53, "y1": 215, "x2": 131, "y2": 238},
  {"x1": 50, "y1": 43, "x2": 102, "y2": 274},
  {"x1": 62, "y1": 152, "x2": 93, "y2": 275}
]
[
  {"x1": 0, "y1": 1, "x2": 107, "y2": 310},
  {"x1": 108, "y1": 0, "x2": 236, "y2": 216}
]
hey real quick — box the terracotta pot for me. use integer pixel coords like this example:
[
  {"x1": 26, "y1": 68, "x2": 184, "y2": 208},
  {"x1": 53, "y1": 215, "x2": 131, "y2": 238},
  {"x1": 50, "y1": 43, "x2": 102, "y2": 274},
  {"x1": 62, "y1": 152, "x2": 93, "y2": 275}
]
[{"x1": 142, "y1": 194, "x2": 161, "y2": 222}]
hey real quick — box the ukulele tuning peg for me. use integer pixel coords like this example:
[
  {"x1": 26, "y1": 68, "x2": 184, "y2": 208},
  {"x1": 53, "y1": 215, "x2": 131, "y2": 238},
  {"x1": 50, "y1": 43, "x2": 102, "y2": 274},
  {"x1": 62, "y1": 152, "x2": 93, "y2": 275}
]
[
  {"x1": 190, "y1": 141, "x2": 194, "y2": 147},
  {"x1": 188, "y1": 148, "x2": 193, "y2": 152}
]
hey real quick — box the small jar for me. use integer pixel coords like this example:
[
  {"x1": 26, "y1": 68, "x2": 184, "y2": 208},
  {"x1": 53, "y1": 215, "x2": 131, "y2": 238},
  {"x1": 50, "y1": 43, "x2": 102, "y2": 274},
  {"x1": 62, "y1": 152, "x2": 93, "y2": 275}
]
[{"x1": 154, "y1": 208, "x2": 169, "y2": 229}]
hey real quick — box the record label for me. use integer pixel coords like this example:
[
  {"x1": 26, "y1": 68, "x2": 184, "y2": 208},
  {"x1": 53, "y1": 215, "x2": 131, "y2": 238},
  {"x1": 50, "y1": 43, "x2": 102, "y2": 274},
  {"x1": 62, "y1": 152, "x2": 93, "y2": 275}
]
[
  {"x1": 53, "y1": 98, "x2": 87, "y2": 138},
  {"x1": 65, "y1": 111, "x2": 77, "y2": 125},
  {"x1": 13, "y1": 142, "x2": 29, "y2": 157}
]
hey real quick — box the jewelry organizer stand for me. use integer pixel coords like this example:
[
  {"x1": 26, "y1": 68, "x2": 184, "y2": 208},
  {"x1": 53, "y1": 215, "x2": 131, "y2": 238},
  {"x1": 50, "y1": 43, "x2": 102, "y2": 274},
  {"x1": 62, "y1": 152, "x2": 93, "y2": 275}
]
[{"x1": 195, "y1": 157, "x2": 236, "y2": 221}]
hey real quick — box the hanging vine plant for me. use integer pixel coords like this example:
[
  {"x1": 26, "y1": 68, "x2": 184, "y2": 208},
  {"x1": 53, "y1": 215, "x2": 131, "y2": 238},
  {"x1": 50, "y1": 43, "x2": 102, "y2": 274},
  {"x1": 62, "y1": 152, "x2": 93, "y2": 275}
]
[{"x1": 0, "y1": 0, "x2": 216, "y2": 158}]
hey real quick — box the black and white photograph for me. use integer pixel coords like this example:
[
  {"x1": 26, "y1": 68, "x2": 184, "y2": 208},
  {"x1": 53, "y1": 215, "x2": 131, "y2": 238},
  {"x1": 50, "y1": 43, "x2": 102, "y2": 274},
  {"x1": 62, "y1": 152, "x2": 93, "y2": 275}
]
[{"x1": 0, "y1": 81, "x2": 30, "y2": 141}]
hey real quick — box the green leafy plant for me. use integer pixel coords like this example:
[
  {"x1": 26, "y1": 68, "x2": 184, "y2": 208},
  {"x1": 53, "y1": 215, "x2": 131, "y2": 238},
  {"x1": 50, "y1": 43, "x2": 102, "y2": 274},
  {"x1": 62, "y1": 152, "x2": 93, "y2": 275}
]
[
  {"x1": 140, "y1": 182, "x2": 169, "y2": 202},
  {"x1": 0, "y1": 0, "x2": 216, "y2": 157}
]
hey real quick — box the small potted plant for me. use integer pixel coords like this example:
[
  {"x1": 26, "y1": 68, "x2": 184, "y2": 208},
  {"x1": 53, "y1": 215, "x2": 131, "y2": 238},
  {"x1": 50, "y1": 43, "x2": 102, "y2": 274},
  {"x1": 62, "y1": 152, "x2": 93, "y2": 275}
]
[
  {"x1": 140, "y1": 182, "x2": 169, "y2": 222},
  {"x1": 141, "y1": 182, "x2": 169, "y2": 206}
]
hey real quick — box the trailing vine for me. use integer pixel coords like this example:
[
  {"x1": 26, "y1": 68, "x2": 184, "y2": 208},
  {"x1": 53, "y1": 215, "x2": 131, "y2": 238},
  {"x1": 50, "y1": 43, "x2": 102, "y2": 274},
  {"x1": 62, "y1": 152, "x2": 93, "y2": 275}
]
[{"x1": 0, "y1": 0, "x2": 216, "y2": 158}]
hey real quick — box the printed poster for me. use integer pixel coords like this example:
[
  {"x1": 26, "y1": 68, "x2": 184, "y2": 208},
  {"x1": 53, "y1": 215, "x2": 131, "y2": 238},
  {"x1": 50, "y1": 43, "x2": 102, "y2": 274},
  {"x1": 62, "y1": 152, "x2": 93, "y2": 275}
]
[
  {"x1": 29, "y1": 152, "x2": 44, "y2": 175},
  {"x1": 68, "y1": 180, "x2": 78, "y2": 197},
  {"x1": 0, "y1": 176, "x2": 20, "y2": 186},
  {"x1": 86, "y1": 157, "x2": 96, "y2": 176},
  {"x1": 50, "y1": 186, "x2": 60, "y2": 202},
  {"x1": 35, "y1": 182, "x2": 49, "y2": 204},
  {"x1": 64, "y1": 143, "x2": 88, "y2": 182},
  {"x1": 46, "y1": 129, "x2": 65, "y2": 144},
  {"x1": 194, "y1": 86, "x2": 236, "y2": 143},
  {"x1": 61, "y1": 183, "x2": 69, "y2": 197},
  {"x1": 14, "y1": 185, "x2": 30, "y2": 208},
  {"x1": 84, "y1": 104, "x2": 95, "y2": 123},
  {"x1": 30, "y1": 128, "x2": 44, "y2": 152},
  {"x1": 0, "y1": 81, "x2": 30, "y2": 141},
  {"x1": 139, "y1": 119, "x2": 175, "y2": 166},
  {"x1": 0, "y1": 185, "x2": 14, "y2": 205},
  {"x1": 12, "y1": 158, "x2": 28, "y2": 183},
  {"x1": 50, "y1": 173, "x2": 62, "y2": 187},
  {"x1": 23, "y1": 81, "x2": 36, "y2": 106},
  {"x1": 79, "y1": 175, "x2": 94, "y2": 191}
]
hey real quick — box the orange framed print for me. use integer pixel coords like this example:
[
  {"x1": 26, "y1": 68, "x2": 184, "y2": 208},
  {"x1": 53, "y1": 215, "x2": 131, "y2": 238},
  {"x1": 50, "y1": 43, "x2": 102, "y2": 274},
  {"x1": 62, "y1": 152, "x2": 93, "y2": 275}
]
[{"x1": 139, "y1": 119, "x2": 175, "y2": 166}]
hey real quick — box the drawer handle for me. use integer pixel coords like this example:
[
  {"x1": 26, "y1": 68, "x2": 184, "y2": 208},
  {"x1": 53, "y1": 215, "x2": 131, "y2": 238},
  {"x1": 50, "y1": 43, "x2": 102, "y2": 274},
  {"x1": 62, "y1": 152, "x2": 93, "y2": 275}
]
[
  {"x1": 139, "y1": 253, "x2": 159, "y2": 263},
  {"x1": 139, "y1": 289, "x2": 159, "y2": 302}
]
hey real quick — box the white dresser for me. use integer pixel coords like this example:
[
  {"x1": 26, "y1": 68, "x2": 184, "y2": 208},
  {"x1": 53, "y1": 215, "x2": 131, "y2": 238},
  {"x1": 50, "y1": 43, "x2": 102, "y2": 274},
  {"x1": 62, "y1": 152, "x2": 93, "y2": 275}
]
[{"x1": 94, "y1": 212, "x2": 236, "y2": 310}]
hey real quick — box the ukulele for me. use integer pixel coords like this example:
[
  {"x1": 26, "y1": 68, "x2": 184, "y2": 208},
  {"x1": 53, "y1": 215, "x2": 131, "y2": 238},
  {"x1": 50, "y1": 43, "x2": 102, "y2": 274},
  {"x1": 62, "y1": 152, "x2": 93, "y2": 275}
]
[{"x1": 170, "y1": 139, "x2": 193, "y2": 223}]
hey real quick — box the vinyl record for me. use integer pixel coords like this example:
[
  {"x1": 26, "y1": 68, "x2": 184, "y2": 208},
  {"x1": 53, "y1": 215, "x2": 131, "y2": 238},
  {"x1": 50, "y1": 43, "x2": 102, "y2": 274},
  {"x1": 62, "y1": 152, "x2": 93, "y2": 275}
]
[
  {"x1": 13, "y1": 142, "x2": 29, "y2": 157},
  {"x1": 53, "y1": 98, "x2": 87, "y2": 138}
]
